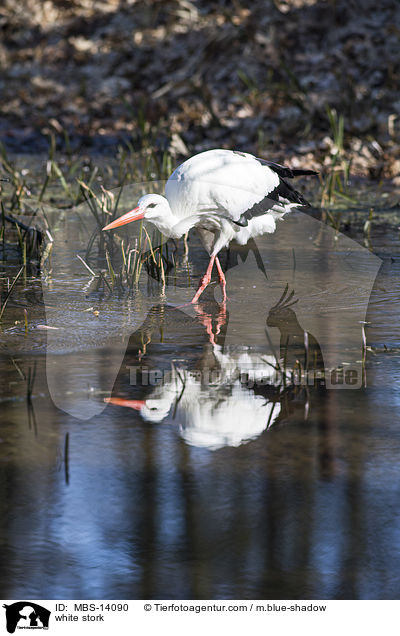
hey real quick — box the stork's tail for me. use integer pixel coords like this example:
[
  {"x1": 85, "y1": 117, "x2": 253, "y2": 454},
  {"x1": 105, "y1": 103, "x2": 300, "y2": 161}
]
[
  {"x1": 256, "y1": 157, "x2": 318, "y2": 179},
  {"x1": 289, "y1": 168, "x2": 319, "y2": 177}
]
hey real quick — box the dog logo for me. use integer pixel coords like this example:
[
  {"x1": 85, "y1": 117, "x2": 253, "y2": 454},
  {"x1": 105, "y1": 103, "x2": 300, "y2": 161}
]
[{"x1": 3, "y1": 602, "x2": 50, "y2": 633}]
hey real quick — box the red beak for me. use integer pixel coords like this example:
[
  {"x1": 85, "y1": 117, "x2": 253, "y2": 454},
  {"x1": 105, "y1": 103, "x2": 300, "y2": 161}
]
[
  {"x1": 102, "y1": 207, "x2": 144, "y2": 231},
  {"x1": 104, "y1": 397, "x2": 146, "y2": 410}
]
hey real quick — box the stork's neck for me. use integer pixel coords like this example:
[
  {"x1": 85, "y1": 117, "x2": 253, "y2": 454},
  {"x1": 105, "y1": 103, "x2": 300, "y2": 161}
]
[
  {"x1": 149, "y1": 200, "x2": 205, "y2": 239},
  {"x1": 149, "y1": 204, "x2": 180, "y2": 238}
]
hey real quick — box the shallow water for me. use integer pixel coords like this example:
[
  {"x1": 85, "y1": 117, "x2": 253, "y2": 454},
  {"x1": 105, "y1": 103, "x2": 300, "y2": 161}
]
[{"x1": 1, "y1": 193, "x2": 400, "y2": 599}]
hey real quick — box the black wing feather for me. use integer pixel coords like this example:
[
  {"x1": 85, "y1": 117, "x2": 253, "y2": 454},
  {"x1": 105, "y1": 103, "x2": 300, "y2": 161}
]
[
  {"x1": 271, "y1": 177, "x2": 312, "y2": 207},
  {"x1": 235, "y1": 178, "x2": 311, "y2": 226},
  {"x1": 230, "y1": 151, "x2": 317, "y2": 226}
]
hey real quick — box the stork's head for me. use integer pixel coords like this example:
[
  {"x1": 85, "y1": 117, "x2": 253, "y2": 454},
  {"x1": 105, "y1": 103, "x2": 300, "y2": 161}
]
[{"x1": 102, "y1": 193, "x2": 169, "y2": 231}]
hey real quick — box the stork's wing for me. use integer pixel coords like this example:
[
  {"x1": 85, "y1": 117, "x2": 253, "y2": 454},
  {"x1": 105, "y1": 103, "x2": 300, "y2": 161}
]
[{"x1": 256, "y1": 157, "x2": 318, "y2": 179}]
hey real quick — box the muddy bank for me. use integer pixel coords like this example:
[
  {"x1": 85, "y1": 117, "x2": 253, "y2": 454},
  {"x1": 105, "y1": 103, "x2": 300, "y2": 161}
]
[{"x1": 0, "y1": 0, "x2": 399, "y2": 181}]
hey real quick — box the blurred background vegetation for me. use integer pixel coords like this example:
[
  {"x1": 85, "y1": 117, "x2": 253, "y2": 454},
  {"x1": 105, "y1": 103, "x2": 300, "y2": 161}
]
[{"x1": 0, "y1": 0, "x2": 399, "y2": 182}]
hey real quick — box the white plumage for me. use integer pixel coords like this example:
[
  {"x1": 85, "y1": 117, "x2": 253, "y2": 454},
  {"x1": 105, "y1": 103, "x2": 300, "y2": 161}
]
[{"x1": 103, "y1": 149, "x2": 317, "y2": 302}]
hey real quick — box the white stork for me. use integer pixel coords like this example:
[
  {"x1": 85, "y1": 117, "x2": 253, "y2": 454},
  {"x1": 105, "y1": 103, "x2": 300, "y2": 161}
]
[{"x1": 103, "y1": 149, "x2": 317, "y2": 302}]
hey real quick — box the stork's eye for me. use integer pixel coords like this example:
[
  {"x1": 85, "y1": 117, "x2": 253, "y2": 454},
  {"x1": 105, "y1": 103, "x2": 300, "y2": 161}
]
[{"x1": 147, "y1": 203, "x2": 156, "y2": 209}]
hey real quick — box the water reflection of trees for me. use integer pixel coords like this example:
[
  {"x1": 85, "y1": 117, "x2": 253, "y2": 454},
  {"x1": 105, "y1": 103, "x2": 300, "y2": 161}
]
[
  {"x1": 115, "y1": 383, "x2": 367, "y2": 599},
  {"x1": 0, "y1": 343, "x2": 394, "y2": 599}
]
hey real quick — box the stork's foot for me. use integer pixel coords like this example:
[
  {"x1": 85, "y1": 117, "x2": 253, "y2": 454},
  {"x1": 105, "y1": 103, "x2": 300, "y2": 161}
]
[
  {"x1": 190, "y1": 273, "x2": 212, "y2": 304},
  {"x1": 190, "y1": 254, "x2": 216, "y2": 304}
]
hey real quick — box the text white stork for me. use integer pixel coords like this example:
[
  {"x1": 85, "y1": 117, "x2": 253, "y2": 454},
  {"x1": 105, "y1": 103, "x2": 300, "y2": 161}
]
[{"x1": 103, "y1": 149, "x2": 317, "y2": 303}]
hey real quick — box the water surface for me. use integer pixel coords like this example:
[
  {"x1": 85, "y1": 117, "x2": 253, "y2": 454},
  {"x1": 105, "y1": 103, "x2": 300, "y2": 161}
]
[{"x1": 1, "y1": 195, "x2": 400, "y2": 599}]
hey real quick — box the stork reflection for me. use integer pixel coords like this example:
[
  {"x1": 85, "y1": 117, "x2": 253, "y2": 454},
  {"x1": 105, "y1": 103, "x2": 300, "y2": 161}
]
[
  {"x1": 106, "y1": 344, "x2": 285, "y2": 450},
  {"x1": 105, "y1": 285, "x2": 326, "y2": 450}
]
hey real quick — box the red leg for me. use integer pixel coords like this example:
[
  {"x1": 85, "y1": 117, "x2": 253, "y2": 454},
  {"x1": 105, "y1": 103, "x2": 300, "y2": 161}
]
[
  {"x1": 215, "y1": 256, "x2": 227, "y2": 302},
  {"x1": 191, "y1": 254, "x2": 216, "y2": 304}
]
